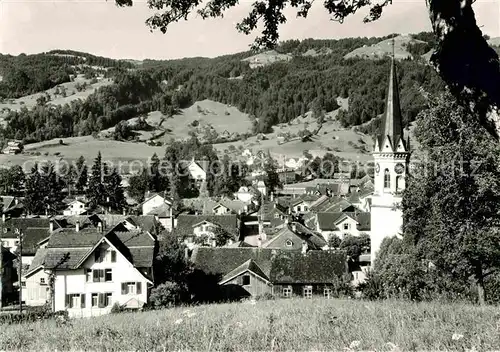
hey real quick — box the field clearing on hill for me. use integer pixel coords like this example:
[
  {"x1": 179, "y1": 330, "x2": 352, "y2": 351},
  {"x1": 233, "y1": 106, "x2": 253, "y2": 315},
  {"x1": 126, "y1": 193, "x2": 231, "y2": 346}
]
[
  {"x1": 0, "y1": 74, "x2": 112, "y2": 114},
  {"x1": 344, "y1": 35, "x2": 424, "y2": 61},
  {"x1": 100, "y1": 99, "x2": 254, "y2": 142},
  {"x1": 0, "y1": 97, "x2": 373, "y2": 168},
  {"x1": 214, "y1": 98, "x2": 373, "y2": 163},
  {"x1": 1, "y1": 298, "x2": 499, "y2": 351},
  {"x1": 0, "y1": 136, "x2": 162, "y2": 171}
]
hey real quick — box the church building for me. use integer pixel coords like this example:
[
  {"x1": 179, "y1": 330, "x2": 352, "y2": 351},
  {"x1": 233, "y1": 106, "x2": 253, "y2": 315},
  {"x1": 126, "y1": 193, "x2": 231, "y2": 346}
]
[{"x1": 370, "y1": 50, "x2": 411, "y2": 266}]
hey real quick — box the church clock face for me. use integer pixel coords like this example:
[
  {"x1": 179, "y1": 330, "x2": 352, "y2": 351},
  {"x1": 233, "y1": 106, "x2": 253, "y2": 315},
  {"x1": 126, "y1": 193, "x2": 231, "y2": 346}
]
[
  {"x1": 375, "y1": 163, "x2": 380, "y2": 174},
  {"x1": 394, "y1": 163, "x2": 405, "y2": 174}
]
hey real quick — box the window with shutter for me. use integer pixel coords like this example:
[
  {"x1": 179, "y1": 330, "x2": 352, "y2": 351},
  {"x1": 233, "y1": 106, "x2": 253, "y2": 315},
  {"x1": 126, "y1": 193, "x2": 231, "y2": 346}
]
[
  {"x1": 91, "y1": 293, "x2": 98, "y2": 307},
  {"x1": 111, "y1": 251, "x2": 116, "y2": 263},
  {"x1": 98, "y1": 293, "x2": 104, "y2": 308},
  {"x1": 65, "y1": 294, "x2": 70, "y2": 308},
  {"x1": 99, "y1": 269, "x2": 105, "y2": 282},
  {"x1": 121, "y1": 283, "x2": 127, "y2": 295},
  {"x1": 81, "y1": 294, "x2": 85, "y2": 308},
  {"x1": 136, "y1": 282, "x2": 142, "y2": 295},
  {"x1": 93, "y1": 269, "x2": 99, "y2": 282},
  {"x1": 105, "y1": 269, "x2": 112, "y2": 282}
]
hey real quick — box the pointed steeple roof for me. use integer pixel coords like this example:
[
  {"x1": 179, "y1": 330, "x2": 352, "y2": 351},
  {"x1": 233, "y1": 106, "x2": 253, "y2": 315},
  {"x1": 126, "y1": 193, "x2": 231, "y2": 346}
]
[{"x1": 375, "y1": 40, "x2": 406, "y2": 152}]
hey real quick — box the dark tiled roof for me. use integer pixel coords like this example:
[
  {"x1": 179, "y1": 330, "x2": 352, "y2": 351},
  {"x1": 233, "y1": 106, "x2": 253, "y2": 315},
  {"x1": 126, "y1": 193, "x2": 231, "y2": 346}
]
[
  {"x1": 174, "y1": 214, "x2": 239, "y2": 237},
  {"x1": 262, "y1": 223, "x2": 326, "y2": 250},
  {"x1": 317, "y1": 212, "x2": 345, "y2": 231},
  {"x1": 43, "y1": 248, "x2": 91, "y2": 270},
  {"x1": 191, "y1": 247, "x2": 275, "y2": 278},
  {"x1": 214, "y1": 198, "x2": 247, "y2": 213},
  {"x1": 22, "y1": 228, "x2": 51, "y2": 256},
  {"x1": 191, "y1": 247, "x2": 347, "y2": 285},
  {"x1": 46, "y1": 229, "x2": 104, "y2": 248},
  {"x1": 269, "y1": 251, "x2": 347, "y2": 284},
  {"x1": 128, "y1": 247, "x2": 155, "y2": 268},
  {"x1": 126, "y1": 215, "x2": 157, "y2": 233},
  {"x1": 25, "y1": 248, "x2": 48, "y2": 275},
  {"x1": 316, "y1": 212, "x2": 371, "y2": 232},
  {"x1": 0, "y1": 217, "x2": 51, "y2": 255},
  {"x1": 112, "y1": 231, "x2": 155, "y2": 248},
  {"x1": 220, "y1": 259, "x2": 269, "y2": 283}
]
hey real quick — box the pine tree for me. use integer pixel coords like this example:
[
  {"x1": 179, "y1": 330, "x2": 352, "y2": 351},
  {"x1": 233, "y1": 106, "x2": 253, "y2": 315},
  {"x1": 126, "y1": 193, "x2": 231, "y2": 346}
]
[
  {"x1": 164, "y1": 145, "x2": 182, "y2": 213},
  {"x1": 74, "y1": 156, "x2": 88, "y2": 193},
  {"x1": 104, "y1": 168, "x2": 126, "y2": 212},
  {"x1": 41, "y1": 163, "x2": 64, "y2": 214},
  {"x1": 24, "y1": 165, "x2": 45, "y2": 215},
  {"x1": 264, "y1": 151, "x2": 282, "y2": 195},
  {"x1": 128, "y1": 168, "x2": 150, "y2": 203},
  {"x1": 86, "y1": 152, "x2": 107, "y2": 209},
  {"x1": 149, "y1": 153, "x2": 167, "y2": 193}
]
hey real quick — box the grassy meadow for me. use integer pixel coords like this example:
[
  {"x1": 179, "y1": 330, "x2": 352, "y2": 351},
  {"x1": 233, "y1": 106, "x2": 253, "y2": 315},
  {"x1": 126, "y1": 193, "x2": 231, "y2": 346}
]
[{"x1": 1, "y1": 298, "x2": 499, "y2": 351}]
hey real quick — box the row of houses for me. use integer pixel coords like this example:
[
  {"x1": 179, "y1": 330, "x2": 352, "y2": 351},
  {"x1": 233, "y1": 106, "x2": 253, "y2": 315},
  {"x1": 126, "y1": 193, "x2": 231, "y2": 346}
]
[{"x1": 0, "y1": 178, "x2": 371, "y2": 315}]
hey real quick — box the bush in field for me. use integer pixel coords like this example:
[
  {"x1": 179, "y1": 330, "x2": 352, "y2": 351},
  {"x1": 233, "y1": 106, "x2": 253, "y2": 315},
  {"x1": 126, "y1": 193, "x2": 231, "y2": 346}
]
[
  {"x1": 331, "y1": 274, "x2": 354, "y2": 298},
  {"x1": 110, "y1": 302, "x2": 125, "y2": 314},
  {"x1": 150, "y1": 281, "x2": 189, "y2": 308}
]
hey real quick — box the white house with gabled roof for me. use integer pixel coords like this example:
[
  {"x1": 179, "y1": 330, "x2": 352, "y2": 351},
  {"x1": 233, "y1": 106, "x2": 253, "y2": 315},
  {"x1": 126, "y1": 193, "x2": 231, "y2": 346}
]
[{"x1": 25, "y1": 226, "x2": 155, "y2": 317}]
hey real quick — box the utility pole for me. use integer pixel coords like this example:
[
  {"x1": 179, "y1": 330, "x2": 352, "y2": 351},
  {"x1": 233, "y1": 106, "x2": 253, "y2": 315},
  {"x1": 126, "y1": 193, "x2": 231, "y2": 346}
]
[
  {"x1": 16, "y1": 228, "x2": 22, "y2": 314},
  {"x1": 0, "y1": 242, "x2": 3, "y2": 309}
]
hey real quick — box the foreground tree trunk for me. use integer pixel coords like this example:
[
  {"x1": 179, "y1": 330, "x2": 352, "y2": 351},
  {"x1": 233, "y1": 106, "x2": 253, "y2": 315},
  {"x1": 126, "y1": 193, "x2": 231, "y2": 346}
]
[
  {"x1": 426, "y1": 0, "x2": 500, "y2": 139},
  {"x1": 475, "y1": 264, "x2": 486, "y2": 305}
]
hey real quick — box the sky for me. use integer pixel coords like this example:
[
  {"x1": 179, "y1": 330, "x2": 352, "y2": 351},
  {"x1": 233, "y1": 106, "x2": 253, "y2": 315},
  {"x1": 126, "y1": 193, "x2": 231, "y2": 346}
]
[{"x1": 1, "y1": 0, "x2": 499, "y2": 60}]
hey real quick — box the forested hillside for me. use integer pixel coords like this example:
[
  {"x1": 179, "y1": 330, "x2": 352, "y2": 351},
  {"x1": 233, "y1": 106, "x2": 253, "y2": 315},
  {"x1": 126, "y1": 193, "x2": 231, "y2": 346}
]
[{"x1": 0, "y1": 33, "x2": 447, "y2": 145}]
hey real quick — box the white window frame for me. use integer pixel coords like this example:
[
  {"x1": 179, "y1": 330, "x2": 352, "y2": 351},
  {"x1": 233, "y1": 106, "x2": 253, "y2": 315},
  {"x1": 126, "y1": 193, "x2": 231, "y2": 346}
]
[
  {"x1": 303, "y1": 285, "x2": 313, "y2": 299},
  {"x1": 282, "y1": 286, "x2": 292, "y2": 298},
  {"x1": 324, "y1": 288, "x2": 332, "y2": 299}
]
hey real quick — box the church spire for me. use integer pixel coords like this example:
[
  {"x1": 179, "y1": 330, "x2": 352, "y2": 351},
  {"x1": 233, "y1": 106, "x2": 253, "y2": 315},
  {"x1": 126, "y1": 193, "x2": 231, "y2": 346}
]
[{"x1": 376, "y1": 39, "x2": 405, "y2": 152}]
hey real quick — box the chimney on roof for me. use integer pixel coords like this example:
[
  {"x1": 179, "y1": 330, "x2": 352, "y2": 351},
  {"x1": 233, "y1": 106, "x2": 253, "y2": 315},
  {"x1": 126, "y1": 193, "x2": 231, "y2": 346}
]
[
  {"x1": 49, "y1": 219, "x2": 54, "y2": 233},
  {"x1": 270, "y1": 192, "x2": 274, "y2": 202},
  {"x1": 14, "y1": 198, "x2": 18, "y2": 205},
  {"x1": 122, "y1": 208, "x2": 126, "y2": 216},
  {"x1": 76, "y1": 220, "x2": 80, "y2": 232},
  {"x1": 257, "y1": 236, "x2": 262, "y2": 248},
  {"x1": 97, "y1": 221, "x2": 103, "y2": 232},
  {"x1": 291, "y1": 222, "x2": 297, "y2": 233},
  {"x1": 301, "y1": 241, "x2": 308, "y2": 255},
  {"x1": 2, "y1": 213, "x2": 5, "y2": 222}
]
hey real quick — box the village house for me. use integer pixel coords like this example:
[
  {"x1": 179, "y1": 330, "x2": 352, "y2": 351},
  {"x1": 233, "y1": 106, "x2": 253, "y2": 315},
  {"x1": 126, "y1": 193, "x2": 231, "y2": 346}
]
[
  {"x1": 260, "y1": 222, "x2": 328, "y2": 250},
  {"x1": 350, "y1": 253, "x2": 371, "y2": 286},
  {"x1": 190, "y1": 247, "x2": 348, "y2": 300},
  {"x1": 63, "y1": 199, "x2": 88, "y2": 216},
  {"x1": 0, "y1": 217, "x2": 52, "y2": 265},
  {"x1": 2, "y1": 140, "x2": 23, "y2": 155},
  {"x1": 183, "y1": 158, "x2": 208, "y2": 187},
  {"x1": 288, "y1": 194, "x2": 320, "y2": 214},
  {"x1": 1, "y1": 245, "x2": 16, "y2": 306},
  {"x1": 212, "y1": 198, "x2": 249, "y2": 215},
  {"x1": 281, "y1": 179, "x2": 350, "y2": 197},
  {"x1": 174, "y1": 214, "x2": 240, "y2": 249},
  {"x1": 284, "y1": 157, "x2": 308, "y2": 170},
  {"x1": 2, "y1": 196, "x2": 24, "y2": 218},
  {"x1": 314, "y1": 212, "x2": 371, "y2": 242},
  {"x1": 23, "y1": 224, "x2": 155, "y2": 316},
  {"x1": 234, "y1": 186, "x2": 257, "y2": 203},
  {"x1": 138, "y1": 192, "x2": 174, "y2": 230}
]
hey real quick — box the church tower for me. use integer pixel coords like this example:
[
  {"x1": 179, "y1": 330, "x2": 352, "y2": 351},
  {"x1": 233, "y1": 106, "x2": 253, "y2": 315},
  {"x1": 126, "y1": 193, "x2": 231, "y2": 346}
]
[{"x1": 370, "y1": 42, "x2": 411, "y2": 266}]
